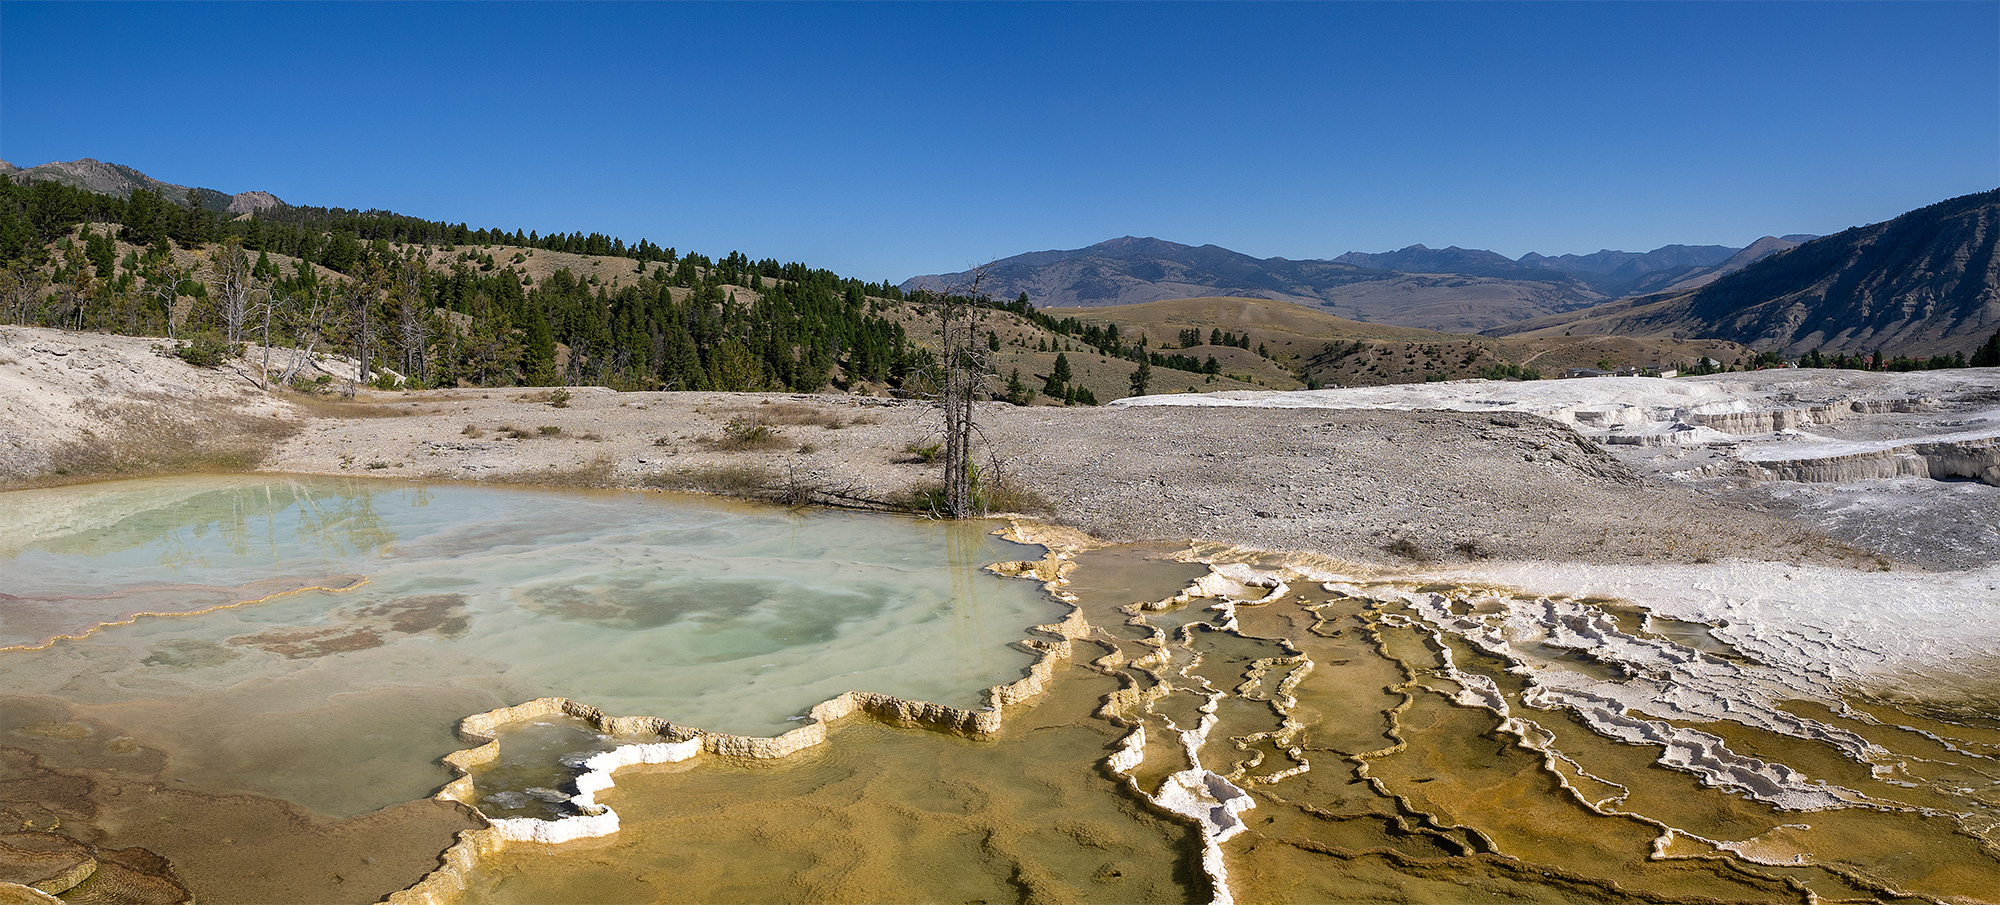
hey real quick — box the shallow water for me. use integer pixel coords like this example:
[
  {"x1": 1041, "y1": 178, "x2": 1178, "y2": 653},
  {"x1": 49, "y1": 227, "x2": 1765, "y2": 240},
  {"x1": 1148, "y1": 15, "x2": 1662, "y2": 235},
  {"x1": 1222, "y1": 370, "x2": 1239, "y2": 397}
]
[
  {"x1": 457, "y1": 547, "x2": 2000, "y2": 904},
  {"x1": 0, "y1": 475, "x2": 1063, "y2": 902},
  {"x1": 7, "y1": 478, "x2": 1998, "y2": 905},
  {"x1": 465, "y1": 662, "x2": 1200, "y2": 904}
]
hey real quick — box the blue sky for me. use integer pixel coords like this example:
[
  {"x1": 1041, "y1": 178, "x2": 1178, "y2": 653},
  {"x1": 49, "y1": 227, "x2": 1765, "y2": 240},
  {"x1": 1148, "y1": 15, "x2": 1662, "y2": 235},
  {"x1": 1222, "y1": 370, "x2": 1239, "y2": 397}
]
[{"x1": 2, "y1": 1, "x2": 1995, "y2": 283}]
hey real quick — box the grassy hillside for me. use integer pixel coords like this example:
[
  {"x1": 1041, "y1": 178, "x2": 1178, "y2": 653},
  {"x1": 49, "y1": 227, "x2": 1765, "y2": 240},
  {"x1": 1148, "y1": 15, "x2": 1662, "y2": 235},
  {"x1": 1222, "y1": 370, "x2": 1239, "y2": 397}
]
[
  {"x1": 0, "y1": 172, "x2": 1794, "y2": 401},
  {"x1": 1043, "y1": 296, "x2": 1758, "y2": 387}
]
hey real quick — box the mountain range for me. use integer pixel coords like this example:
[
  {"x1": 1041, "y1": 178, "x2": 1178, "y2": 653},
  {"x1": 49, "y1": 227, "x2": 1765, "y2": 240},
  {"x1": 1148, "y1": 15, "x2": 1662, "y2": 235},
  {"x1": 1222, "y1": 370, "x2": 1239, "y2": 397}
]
[
  {"x1": 903, "y1": 234, "x2": 1810, "y2": 334},
  {"x1": 0, "y1": 157, "x2": 284, "y2": 216},
  {"x1": 1498, "y1": 188, "x2": 2000, "y2": 357},
  {"x1": 9, "y1": 156, "x2": 1992, "y2": 359}
]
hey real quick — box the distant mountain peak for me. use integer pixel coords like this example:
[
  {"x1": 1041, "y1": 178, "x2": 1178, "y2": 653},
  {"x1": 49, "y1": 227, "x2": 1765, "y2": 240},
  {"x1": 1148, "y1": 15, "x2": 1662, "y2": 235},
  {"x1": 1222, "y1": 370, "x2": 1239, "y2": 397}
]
[
  {"x1": 1497, "y1": 188, "x2": 2000, "y2": 357},
  {"x1": 902, "y1": 221, "x2": 1844, "y2": 336},
  {"x1": 1089, "y1": 235, "x2": 1195, "y2": 254},
  {"x1": 906, "y1": 236, "x2": 1614, "y2": 333},
  {"x1": 2, "y1": 157, "x2": 286, "y2": 215}
]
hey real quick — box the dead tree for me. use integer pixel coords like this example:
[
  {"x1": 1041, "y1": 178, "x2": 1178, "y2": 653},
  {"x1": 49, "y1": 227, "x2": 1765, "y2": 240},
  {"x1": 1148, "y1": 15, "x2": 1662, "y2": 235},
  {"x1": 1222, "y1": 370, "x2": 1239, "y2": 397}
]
[
  {"x1": 345, "y1": 264, "x2": 384, "y2": 393},
  {"x1": 146, "y1": 259, "x2": 193, "y2": 341},
  {"x1": 275, "y1": 281, "x2": 339, "y2": 388},
  {"x1": 912, "y1": 265, "x2": 994, "y2": 518},
  {"x1": 252, "y1": 286, "x2": 282, "y2": 389},
  {"x1": 392, "y1": 253, "x2": 430, "y2": 388},
  {"x1": 211, "y1": 237, "x2": 253, "y2": 344}
]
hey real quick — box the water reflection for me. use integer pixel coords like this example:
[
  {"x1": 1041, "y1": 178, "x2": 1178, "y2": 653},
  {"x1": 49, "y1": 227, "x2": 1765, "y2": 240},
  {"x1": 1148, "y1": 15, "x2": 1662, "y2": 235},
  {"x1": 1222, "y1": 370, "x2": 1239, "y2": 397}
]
[{"x1": 8, "y1": 475, "x2": 399, "y2": 565}]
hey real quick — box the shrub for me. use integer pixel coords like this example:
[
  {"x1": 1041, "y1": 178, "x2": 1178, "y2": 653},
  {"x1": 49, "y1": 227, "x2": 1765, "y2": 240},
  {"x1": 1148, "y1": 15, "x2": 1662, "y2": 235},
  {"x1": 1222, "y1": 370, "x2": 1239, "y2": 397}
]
[
  {"x1": 701, "y1": 418, "x2": 789, "y2": 451},
  {"x1": 1384, "y1": 535, "x2": 1432, "y2": 562},
  {"x1": 907, "y1": 463, "x2": 1048, "y2": 515},
  {"x1": 173, "y1": 333, "x2": 232, "y2": 368}
]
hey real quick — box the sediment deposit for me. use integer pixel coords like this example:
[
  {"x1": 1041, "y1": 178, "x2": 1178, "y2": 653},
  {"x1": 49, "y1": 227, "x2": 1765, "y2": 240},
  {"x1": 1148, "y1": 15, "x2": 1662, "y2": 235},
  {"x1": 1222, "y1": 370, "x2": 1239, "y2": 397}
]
[
  {"x1": 5, "y1": 326, "x2": 2000, "y2": 903},
  {"x1": 409, "y1": 539, "x2": 2000, "y2": 904}
]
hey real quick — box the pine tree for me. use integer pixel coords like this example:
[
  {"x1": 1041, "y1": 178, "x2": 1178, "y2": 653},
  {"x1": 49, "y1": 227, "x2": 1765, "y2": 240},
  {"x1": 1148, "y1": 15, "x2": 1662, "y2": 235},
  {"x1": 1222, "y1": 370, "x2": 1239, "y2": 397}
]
[
  {"x1": 1005, "y1": 368, "x2": 1034, "y2": 405},
  {"x1": 1042, "y1": 351, "x2": 1070, "y2": 399},
  {"x1": 1972, "y1": 328, "x2": 2000, "y2": 367}
]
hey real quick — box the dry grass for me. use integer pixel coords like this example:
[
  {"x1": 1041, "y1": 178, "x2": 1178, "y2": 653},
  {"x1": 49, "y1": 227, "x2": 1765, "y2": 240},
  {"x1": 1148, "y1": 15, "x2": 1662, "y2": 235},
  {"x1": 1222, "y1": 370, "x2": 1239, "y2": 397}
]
[
  {"x1": 645, "y1": 463, "x2": 777, "y2": 496},
  {"x1": 522, "y1": 388, "x2": 572, "y2": 408},
  {"x1": 740, "y1": 401, "x2": 862, "y2": 429},
  {"x1": 978, "y1": 473, "x2": 1052, "y2": 515},
  {"x1": 494, "y1": 424, "x2": 560, "y2": 441},
  {"x1": 502, "y1": 456, "x2": 616, "y2": 488},
  {"x1": 905, "y1": 466, "x2": 1051, "y2": 516},
  {"x1": 26, "y1": 397, "x2": 299, "y2": 487},
  {"x1": 896, "y1": 440, "x2": 942, "y2": 465},
  {"x1": 287, "y1": 393, "x2": 419, "y2": 419},
  {"x1": 699, "y1": 418, "x2": 792, "y2": 452}
]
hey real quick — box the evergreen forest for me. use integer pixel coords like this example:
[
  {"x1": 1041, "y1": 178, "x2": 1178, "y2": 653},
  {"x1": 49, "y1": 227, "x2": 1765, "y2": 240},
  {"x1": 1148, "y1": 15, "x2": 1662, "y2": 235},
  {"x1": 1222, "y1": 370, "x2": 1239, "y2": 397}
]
[{"x1": 0, "y1": 176, "x2": 990, "y2": 395}]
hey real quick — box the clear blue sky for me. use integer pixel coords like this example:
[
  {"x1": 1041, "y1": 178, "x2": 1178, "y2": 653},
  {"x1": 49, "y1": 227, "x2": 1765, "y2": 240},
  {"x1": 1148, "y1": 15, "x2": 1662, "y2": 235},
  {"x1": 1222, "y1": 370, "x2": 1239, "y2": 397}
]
[{"x1": 3, "y1": 1, "x2": 1995, "y2": 283}]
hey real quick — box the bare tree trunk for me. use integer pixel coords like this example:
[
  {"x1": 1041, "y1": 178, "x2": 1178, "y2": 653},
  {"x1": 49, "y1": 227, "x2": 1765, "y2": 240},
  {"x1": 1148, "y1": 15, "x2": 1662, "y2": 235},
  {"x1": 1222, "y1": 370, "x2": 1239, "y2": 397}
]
[
  {"x1": 347, "y1": 273, "x2": 377, "y2": 393},
  {"x1": 277, "y1": 338, "x2": 314, "y2": 386},
  {"x1": 257, "y1": 289, "x2": 280, "y2": 389},
  {"x1": 394, "y1": 256, "x2": 428, "y2": 387},
  {"x1": 152, "y1": 264, "x2": 183, "y2": 342},
  {"x1": 212, "y1": 238, "x2": 253, "y2": 344},
  {"x1": 358, "y1": 307, "x2": 373, "y2": 387},
  {"x1": 917, "y1": 265, "x2": 992, "y2": 518}
]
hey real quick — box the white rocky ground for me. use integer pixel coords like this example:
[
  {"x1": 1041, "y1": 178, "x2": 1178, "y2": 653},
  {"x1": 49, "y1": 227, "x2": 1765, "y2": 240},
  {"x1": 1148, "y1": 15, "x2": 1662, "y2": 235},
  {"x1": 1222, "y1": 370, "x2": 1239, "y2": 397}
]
[
  {"x1": 1118, "y1": 369, "x2": 2000, "y2": 706},
  {"x1": 1120, "y1": 369, "x2": 2000, "y2": 569},
  {"x1": 8, "y1": 326, "x2": 2000, "y2": 902},
  {"x1": 5, "y1": 325, "x2": 1996, "y2": 691}
]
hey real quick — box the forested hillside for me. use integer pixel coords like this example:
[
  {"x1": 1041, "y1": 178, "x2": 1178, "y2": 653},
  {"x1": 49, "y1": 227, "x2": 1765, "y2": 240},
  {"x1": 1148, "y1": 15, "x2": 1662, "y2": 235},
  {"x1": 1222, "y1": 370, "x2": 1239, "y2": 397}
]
[{"x1": 0, "y1": 173, "x2": 1263, "y2": 402}]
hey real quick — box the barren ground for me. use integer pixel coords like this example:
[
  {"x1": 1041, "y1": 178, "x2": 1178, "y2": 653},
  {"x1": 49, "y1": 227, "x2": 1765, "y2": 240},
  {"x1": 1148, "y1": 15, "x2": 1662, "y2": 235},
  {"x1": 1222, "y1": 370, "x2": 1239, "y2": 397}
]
[{"x1": 5, "y1": 324, "x2": 1958, "y2": 572}]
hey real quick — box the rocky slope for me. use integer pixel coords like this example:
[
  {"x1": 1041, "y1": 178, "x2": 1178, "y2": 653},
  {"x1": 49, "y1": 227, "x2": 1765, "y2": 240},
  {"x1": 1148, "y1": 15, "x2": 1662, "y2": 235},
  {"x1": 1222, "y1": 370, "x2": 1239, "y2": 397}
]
[
  {"x1": 0, "y1": 158, "x2": 286, "y2": 215},
  {"x1": 1499, "y1": 189, "x2": 2000, "y2": 357}
]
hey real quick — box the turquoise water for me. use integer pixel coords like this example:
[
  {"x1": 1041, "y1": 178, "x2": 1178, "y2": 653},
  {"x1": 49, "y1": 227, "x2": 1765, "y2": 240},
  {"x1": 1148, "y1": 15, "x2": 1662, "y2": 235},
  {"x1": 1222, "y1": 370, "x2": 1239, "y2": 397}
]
[{"x1": 0, "y1": 475, "x2": 1060, "y2": 818}]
